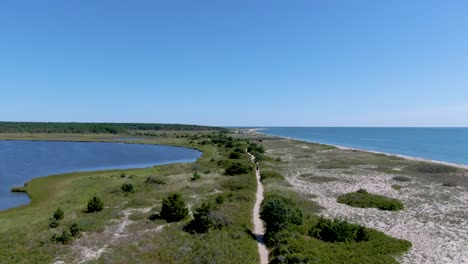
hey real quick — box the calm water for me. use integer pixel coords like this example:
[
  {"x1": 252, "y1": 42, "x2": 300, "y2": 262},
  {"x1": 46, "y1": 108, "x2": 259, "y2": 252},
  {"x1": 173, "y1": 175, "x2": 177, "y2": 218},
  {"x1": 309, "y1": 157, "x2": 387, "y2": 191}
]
[
  {"x1": 0, "y1": 141, "x2": 201, "y2": 210},
  {"x1": 262, "y1": 127, "x2": 468, "y2": 166}
]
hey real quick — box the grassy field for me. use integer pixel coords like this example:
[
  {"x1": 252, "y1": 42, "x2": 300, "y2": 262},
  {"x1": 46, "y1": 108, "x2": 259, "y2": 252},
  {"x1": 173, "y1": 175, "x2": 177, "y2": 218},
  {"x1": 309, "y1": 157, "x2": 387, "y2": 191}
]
[{"x1": 0, "y1": 132, "x2": 258, "y2": 263}]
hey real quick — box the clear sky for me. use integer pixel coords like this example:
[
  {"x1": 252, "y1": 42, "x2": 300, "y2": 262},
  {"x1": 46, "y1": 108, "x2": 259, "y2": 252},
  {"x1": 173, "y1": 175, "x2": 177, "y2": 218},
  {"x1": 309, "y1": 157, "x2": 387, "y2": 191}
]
[{"x1": 1, "y1": 0, "x2": 467, "y2": 127}]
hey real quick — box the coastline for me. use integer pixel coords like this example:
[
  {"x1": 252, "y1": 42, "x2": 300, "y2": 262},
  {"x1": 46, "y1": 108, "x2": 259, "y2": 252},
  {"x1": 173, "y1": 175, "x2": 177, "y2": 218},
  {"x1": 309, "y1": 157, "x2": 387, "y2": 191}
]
[{"x1": 249, "y1": 129, "x2": 468, "y2": 170}]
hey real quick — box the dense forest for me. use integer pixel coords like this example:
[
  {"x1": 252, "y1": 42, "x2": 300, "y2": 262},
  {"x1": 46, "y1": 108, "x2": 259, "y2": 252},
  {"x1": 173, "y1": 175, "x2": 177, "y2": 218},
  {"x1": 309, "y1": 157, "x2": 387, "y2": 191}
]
[{"x1": 0, "y1": 122, "x2": 226, "y2": 134}]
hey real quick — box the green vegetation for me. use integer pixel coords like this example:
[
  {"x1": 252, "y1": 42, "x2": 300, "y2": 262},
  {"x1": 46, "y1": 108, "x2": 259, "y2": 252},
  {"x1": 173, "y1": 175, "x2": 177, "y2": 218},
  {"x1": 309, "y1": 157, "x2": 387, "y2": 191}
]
[
  {"x1": 225, "y1": 161, "x2": 253, "y2": 175},
  {"x1": 86, "y1": 195, "x2": 104, "y2": 213},
  {"x1": 309, "y1": 218, "x2": 369, "y2": 243},
  {"x1": 190, "y1": 172, "x2": 202, "y2": 181},
  {"x1": 0, "y1": 132, "x2": 260, "y2": 263},
  {"x1": 393, "y1": 176, "x2": 411, "y2": 182},
  {"x1": 260, "y1": 194, "x2": 303, "y2": 246},
  {"x1": 121, "y1": 183, "x2": 134, "y2": 194},
  {"x1": 260, "y1": 171, "x2": 284, "y2": 182},
  {"x1": 391, "y1": 184, "x2": 402, "y2": 190},
  {"x1": 337, "y1": 189, "x2": 404, "y2": 211},
  {"x1": 409, "y1": 163, "x2": 458, "y2": 174},
  {"x1": 184, "y1": 202, "x2": 229, "y2": 234},
  {"x1": 259, "y1": 193, "x2": 411, "y2": 264},
  {"x1": 0, "y1": 121, "x2": 226, "y2": 134},
  {"x1": 159, "y1": 193, "x2": 189, "y2": 222}
]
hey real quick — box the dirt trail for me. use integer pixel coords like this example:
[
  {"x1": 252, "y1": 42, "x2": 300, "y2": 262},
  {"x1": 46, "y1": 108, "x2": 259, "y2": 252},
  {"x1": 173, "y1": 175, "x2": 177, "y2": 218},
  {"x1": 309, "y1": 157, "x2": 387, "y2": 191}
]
[{"x1": 248, "y1": 153, "x2": 269, "y2": 264}]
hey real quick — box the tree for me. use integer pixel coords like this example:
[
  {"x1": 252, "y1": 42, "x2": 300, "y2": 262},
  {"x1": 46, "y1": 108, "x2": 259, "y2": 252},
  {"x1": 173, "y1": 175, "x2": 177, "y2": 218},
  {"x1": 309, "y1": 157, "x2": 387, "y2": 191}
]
[{"x1": 160, "y1": 193, "x2": 188, "y2": 222}]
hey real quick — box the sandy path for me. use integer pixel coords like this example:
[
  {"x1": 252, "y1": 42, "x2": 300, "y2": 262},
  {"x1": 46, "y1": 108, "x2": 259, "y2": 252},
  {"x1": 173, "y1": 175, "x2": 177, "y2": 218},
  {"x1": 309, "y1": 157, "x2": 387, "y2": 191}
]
[{"x1": 248, "y1": 153, "x2": 269, "y2": 264}]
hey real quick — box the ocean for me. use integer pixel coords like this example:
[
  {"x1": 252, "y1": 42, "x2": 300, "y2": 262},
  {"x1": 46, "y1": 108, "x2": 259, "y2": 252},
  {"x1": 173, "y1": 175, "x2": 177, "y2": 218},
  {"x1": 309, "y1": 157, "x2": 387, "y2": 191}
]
[{"x1": 261, "y1": 127, "x2": 468, "y2": 166}]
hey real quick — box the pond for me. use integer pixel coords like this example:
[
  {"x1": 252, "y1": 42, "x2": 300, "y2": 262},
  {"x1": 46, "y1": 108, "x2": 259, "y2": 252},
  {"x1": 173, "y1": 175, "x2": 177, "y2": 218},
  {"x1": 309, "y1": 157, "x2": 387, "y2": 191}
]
[{"x1": 0, "y1": 140, "x2": 201, "y2": 211}]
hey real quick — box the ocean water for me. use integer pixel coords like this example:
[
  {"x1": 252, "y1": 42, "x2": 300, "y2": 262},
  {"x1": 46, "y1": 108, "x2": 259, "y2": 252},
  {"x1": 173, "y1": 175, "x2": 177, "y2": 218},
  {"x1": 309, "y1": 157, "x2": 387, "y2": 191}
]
[
  {"x1": 0, "y1": 141, "x2": 201, "y2": 211},
  {"x1": 261, "y1": 127, "x2": 468, "y2": 166}
]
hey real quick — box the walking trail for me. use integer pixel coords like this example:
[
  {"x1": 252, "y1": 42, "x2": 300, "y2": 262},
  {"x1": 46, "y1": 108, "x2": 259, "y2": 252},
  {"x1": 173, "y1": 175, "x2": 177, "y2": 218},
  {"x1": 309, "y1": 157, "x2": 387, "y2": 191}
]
[{"x1": 248, "y1": 153, "x2": 269, "y2": 264}]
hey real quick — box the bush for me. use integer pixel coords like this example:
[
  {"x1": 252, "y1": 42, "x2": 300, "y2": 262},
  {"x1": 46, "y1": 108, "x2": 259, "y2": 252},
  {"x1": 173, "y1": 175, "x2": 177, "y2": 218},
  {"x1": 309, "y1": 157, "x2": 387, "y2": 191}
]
[
  {"x1": 70, "y1": 223, "x2": 81, "y2": 237},
  {"x1": 309, "y1": 218, "x2": 369, "y2": 243},
  {"x1": 145, "y1": 176, "x2": 166, "y2": 185},
  {"x1": 337, "y1": 191, "x2": 404, "y2": 211},
  {"x1": 410, "y1": 163, "x2": 458, "y2": 174},
  {"x1": 261, "y1": 194, "x2": 303, "y2": 246},
  {"x1": 52, "y1": 207, "x2": 64, "y2": 221},
  {"x1": 184, "y1": 203, "x2": 229, "y2": 234},
  {"x1": 393, "y1": 176, "x2": 411, "y2": 182},
  {"x1": 87, "y1": 195, "x2": 104, "y2": 213},
  {"x1": 229, "y1": 152, "x2": 242, "y2": 159},
  {"x1": 191, "y1": 172, "x2": 201, "y2": 181},
  {"x1": 260, "y1": 171, "x2": 284, "y2": 182},
  {"x1": 49, "y1": 219, "x2": 59, "y2": 228},
  {"x1": 121, "y1": 183, "x2": 134, "y2": 194},
  {"x1": 160, "y1": 193, "x2": 189, "y2": 222},
  {"x1": 51, "y1": 230, "x2": 72, "y2": 244},
  {"x1": 120, "y1": 172, "x2": 127, "y2": 178},
  {"x1": 225, "y1": 162, "x2": 253, "y2": 175}
]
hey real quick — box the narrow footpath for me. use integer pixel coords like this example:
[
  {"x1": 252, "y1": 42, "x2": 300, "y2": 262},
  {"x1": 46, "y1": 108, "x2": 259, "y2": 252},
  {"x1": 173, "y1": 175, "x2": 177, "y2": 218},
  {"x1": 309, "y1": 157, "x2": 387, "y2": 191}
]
[{"x1": 248, "y1": 153, "x2": 269, "y2": 264}]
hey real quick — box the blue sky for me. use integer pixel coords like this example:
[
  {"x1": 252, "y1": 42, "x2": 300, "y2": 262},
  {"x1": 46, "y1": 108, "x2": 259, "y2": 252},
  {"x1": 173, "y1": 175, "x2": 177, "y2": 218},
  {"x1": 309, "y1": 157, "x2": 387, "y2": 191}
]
[{"x1": 1, "y1": 0, "x2": 467, "y2": 126}]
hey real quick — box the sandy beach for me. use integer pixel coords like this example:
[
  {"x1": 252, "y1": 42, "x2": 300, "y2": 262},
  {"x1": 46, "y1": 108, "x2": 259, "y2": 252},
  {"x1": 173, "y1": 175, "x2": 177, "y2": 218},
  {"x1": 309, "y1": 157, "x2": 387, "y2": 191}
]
[{"x1": 257, "y1": 135, "x2": 468, "y2": 264}]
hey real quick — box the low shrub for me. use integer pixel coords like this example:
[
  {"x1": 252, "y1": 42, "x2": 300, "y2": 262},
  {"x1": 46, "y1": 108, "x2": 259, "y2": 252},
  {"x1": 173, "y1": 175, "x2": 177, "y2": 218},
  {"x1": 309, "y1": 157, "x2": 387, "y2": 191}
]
[
  {"x1": 191, "y1": 172, "x2": 201, "y2": 181},
  {"x1": 309, "y1": 218, "x2": 369, "y2": 243},
  {"x1": 260, "y1": 171, "x2": 284, "y2": 182},
  {"x1": 70, "y1": 223, "x2": 81, "y2": 237},
  {"x1": 51, "y1": 230, "x2": 72, "y2": 244},
  {"x1": 185, "y1": 203, "x2": 229, "y2": 234},
  {"x1": 120, "y1": 172, "x2": 127, "y2": 178},
  {"x1": 225, "y1": 162, "x2": 253, "y2": 175},
  {"x1": 410, "y1": 163, "x2": 458, "y2": 174},
  {"x1": 393, "y1": 176, "x2": 411, "y2": 182},
  {"x1": 145, "y1": 176, "x2": 166, "y2": 185},
  {"x1": 121, "y1": 183, "x2": 134, "y2": 194},
  {"x1": 49, "y1": 219, "x2": 59, "y2": 228},
  {"x1": 391, "y1": 184, "x2": 402, "y2": 190},
  {"x1": 261, "y1": 194, "x2": 303, "y2": 246},
  {"x1": 160, "y1": 193, "x2": 189, "y2": 222},
  {"x1": 52, "y1": 207, "x2": 64, "y2": 221},
  {"x1": 337, "y1": 190, "x2": 404, "y2": 211},
  {"x1": 87, "y1": 195, "x2": 104, "y2": 213},
  {"x1": 229, "y1": 152, "x2": 242, "y2": 159}
]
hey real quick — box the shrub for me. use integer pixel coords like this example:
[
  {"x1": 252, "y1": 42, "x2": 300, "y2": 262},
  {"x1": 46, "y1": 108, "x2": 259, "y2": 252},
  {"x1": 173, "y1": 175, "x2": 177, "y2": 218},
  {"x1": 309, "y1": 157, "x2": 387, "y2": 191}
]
[
  {"x1": 191, "y1": 172, "x2": 201, "y2": 181},
  {"x1": 70, "y1": 223, "x2": 81, "y2": 237},
  {"x1": 145, "y1": 176, "x2": 166, "y2": 185},
  {"x1": 309, "y1": 218, "x2": 369, "y2": 243},
  {"x1": 52, "y1": 207, "x2": 64, "y2": 221},
  {"x1": 160, "y1": 193, "x2": 189, "y2": 222},
  {"x1": 185, "y1": 202, "x2": 230, "y2": 234},
  {"x1": 410, "y1": 163, "x2": 457, "y2": 174},
  {"x1": 121, "y1": 183, "x2": 134, "y2": 194},
  {"x1": 393, "y1": 176, "x2": 411, "y2": 182},
  {"x1": 337, "y1": 191, "x2": 404, "y2": 211},
  {"x1": 260, "y1": 171, "x2": 284, "y2": 182},
  {"x1": 229, "y1": 152, "x2": 242, "y2": 159},
  {"x1": 215, "y1": 195, "x2": 225, "y2": 205},
  {"x1": 261, "y1": 194, "x2": 303, "y2": 246},
  {"x1": 120, "y1": 172, "x2": 126, "y2": 178},
  {"x1": 391, "y1": 184, "x2": 402, "y2": 190},
  {"x1": 225, "y1": 162, "x2": 253, "y2": 175},
  {"x1": 51, "y1": 230, "x2": 72, "y2": 244},
  {"x1": 87, "y1": 195, "x2": 104, "y2": 213},
  {"x1": 49, "y1": 219, "x2": 59, "y2": 228}
]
